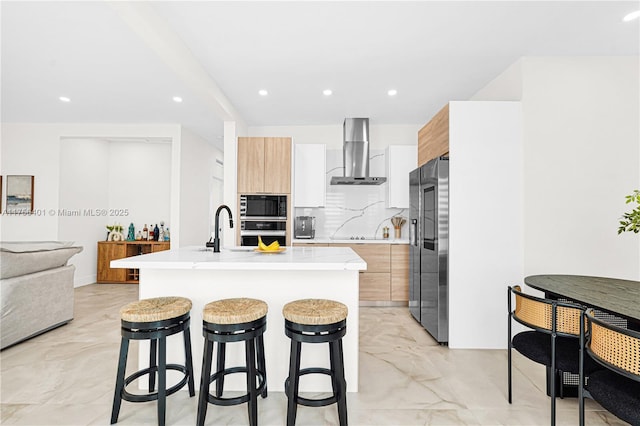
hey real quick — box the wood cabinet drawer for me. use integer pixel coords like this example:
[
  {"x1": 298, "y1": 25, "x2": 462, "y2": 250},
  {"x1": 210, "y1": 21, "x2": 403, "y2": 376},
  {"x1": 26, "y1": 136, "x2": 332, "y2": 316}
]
[
  {"x1": 97, "y1": 242, "x2": 127, "y2": 283},
  {"x1": 359, "y1": 272, "x2": 391, "y2": 301},
  {"x1": 391, "y1": 245, "x2": 409, "y2": 301}
]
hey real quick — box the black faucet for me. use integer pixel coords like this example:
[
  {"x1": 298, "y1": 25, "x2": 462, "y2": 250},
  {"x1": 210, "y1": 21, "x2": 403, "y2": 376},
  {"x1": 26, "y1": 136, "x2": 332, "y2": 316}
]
[{"x1": 212, "y1": 205, "x2": 233, "y2": 253}]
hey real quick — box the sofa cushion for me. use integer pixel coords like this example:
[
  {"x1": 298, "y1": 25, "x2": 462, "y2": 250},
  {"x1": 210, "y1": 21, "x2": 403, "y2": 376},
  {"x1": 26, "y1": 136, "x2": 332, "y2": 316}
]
[{"x1": 0, "y1": 241, "x2": 83, "y2": 279}]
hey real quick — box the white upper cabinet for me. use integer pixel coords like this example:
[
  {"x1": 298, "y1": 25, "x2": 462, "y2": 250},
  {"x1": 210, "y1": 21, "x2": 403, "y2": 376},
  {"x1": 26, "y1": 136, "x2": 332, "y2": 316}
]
[
  {"x1": 385, "y1": 145, "x2": 417, "y2": 208},
  {"x1": 294, "y1": 144, "x2": 326, "y2": 207}
]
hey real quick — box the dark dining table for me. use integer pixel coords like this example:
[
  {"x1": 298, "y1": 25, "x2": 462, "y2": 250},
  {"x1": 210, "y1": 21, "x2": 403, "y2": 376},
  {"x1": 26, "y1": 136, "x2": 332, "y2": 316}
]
[
  {"x1": 523, "y1": 274, "x2": 640, "y2": 396},
  {"x1": 524, "y1": 274, "x2": 640, "y2": 324}
]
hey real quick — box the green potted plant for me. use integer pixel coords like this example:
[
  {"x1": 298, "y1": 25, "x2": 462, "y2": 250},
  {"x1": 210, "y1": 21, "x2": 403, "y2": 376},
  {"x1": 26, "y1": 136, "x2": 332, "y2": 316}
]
[{"x1": 618, "y1": 190, "x2": 640, "y2": 234}]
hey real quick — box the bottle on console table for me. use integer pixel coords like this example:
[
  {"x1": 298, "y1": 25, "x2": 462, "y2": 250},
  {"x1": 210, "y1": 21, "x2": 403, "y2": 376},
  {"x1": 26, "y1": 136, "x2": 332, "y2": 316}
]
[
  {"x1": 148, "y1": 223, "x2": 154, "y2": 241},
  {"x1": 154, "y1": 224, "x2": 159, "y2": 241},
  {"x1": 142, "y1": 224, "x2": 148, "y2": 240}
]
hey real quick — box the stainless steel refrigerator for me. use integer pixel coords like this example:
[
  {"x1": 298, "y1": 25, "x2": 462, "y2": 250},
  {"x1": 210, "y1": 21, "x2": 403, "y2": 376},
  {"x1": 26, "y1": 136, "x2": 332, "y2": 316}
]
[{"x1": 409, "y1": 157, "x2": 449, "y2": 343}]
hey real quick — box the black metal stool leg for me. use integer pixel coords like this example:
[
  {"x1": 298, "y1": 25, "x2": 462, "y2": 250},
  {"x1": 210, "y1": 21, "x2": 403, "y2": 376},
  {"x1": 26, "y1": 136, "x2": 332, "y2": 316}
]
[
  {"x1": 111, "y1": 337, "x2": 129, "y2": 424},
  {"x1": 197, "y1": 339, "x2": 214, "y2": 426},
  {"x1": 329, "y1": 341, "x2": 337, "y2": 397},
  {"x1": 332, "y1": 339, "x2": 348, "y2": 426},
  {"x1": 158, "y1": 336, "x2": 167, "y2": 426},
  {"x1": 257, "y1": 334, "x2": 268, "y2": 398},
  {"x1": 149, "y1": 339, "x2": 157, "y2": 392},
  {"x1": 215, "y1": 342, "x2": 226, "y2": 397},
  {"x1": 183, "y1": 325, "x2": 196, "y2": 396},
  {"x1": 286, "y1": 340, "x2": 302, "y2": 426},
  {"x1": 246, "y1": 339, "x2": 258, "y2": 426}
]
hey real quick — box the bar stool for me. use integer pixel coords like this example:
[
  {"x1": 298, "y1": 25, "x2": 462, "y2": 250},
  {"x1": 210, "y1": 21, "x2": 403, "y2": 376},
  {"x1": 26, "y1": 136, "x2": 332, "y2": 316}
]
[
  {"x1": 283, "y1": 298, "x2": 348, "y2": 426},
  {"x1": 111, "y1": 296, "x2": 195, "y2": 426},
  {"x1": 197, "y1": 298, "x2": 268, "y2": 426}
]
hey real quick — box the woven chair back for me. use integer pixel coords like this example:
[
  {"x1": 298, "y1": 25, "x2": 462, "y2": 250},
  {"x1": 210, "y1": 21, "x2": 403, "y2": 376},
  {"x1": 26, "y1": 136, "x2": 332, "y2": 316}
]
[
  {"x1": 587, "y1": 311, "x2": 640, "y2": 377},
  {"x1": 512, "y1": 285, "x2": 582, "y2": 336}
]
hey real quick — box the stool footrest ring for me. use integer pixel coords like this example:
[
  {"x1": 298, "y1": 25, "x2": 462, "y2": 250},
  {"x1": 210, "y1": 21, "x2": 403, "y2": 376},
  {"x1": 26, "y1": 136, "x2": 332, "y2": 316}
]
[
  {"x1": 285, "y1": 367, "x2": 339, "y2": 407},
  {"x1": 121, "y1": 364, "x2": 190, "y2": 403},
  {"x1": 205, "y1": 366, "x2": 266, "y2": 407}
]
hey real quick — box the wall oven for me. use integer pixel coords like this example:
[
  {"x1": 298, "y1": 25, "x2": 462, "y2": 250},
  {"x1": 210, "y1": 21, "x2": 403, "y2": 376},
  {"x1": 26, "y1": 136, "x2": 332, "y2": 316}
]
[{"x1": 239, "y1": 195, "x2": 287, "y2": 246}]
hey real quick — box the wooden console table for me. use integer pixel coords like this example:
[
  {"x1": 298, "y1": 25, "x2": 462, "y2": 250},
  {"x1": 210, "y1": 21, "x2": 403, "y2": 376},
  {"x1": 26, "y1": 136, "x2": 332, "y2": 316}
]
[{"x1": 97, "y1": 241, "x2": 169, "y2": 284}]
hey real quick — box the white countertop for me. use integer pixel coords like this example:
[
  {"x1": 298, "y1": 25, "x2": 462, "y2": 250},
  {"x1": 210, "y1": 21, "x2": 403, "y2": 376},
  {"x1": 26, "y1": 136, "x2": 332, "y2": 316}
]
[
  {"x1": 111, "y1": 246, "x2": 367, "y2": 271},
  {"x1": 292, "y1": 238, "x2": 409, "y2": 245}
]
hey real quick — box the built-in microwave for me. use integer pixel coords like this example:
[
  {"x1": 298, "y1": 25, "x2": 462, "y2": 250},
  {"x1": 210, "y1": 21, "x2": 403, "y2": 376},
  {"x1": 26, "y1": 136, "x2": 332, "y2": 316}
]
[{"x1": 239, "y1": 195, "x2": 287, "y2": 220}]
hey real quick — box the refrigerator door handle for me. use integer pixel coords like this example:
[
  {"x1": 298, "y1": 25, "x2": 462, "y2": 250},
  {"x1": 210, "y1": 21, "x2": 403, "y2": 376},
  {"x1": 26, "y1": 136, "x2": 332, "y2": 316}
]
[{"x1": 410, "y1": 219, "x2": 418, "y2": 246}]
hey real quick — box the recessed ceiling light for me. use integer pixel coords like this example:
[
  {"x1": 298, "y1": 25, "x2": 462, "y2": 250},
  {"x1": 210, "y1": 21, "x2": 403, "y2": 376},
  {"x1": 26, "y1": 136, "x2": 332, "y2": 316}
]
[
  {"x1": 388, "y1": 89, "x2": 398, "y2": 96},
  {"x1": 59, "y1": 96, "x2": 70, "y2": 102},
  {"x1": 623, "y1": 10, "x2": 640, "y2": 21},
  {"x1": 258, "y1": 89, "x2": 268, "y2": 96},
  {"x1": 172, "y1": 96, "x2": 183, "y2": 103},
  {"x1": 323, "y1": 89, "x2": 333, "y2": 96}
]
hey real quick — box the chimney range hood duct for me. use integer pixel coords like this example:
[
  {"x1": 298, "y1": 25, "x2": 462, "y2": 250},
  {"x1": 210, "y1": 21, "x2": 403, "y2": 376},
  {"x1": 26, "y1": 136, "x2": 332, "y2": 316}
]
[{"x1": 330, "y1": 118, "x2": 387, "y2": 185}]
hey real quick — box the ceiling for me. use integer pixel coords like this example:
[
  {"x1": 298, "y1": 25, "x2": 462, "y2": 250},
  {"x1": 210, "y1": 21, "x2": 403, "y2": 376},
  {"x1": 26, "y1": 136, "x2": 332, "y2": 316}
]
[{"x1": 2, "y1": 1, "x2": 639, "y2": 151}]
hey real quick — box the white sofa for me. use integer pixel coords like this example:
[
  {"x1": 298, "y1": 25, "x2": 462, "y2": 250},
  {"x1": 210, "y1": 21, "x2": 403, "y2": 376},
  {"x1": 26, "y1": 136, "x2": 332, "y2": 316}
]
[{"x1": 1, "y1": 241, "x2": 83, "y2": 350}]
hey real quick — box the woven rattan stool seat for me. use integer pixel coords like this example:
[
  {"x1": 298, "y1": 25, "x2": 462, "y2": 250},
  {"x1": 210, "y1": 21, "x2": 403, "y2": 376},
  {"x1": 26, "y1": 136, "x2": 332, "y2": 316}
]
[
  {"x1": 119, "y1": 297, "x2": 192, "y2": 323},
  {"x1": 203, "y1": 298, "x2": 268, "y2": 324},
  {"x1": 283, "y1": 299, "x2": 348, "y2": 325}
]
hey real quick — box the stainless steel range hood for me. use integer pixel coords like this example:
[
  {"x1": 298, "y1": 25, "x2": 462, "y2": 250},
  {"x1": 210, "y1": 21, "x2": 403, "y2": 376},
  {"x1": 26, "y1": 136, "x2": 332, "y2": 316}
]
[{"x1": 330, "y1": 118, "x2": 387, "y2": 185}]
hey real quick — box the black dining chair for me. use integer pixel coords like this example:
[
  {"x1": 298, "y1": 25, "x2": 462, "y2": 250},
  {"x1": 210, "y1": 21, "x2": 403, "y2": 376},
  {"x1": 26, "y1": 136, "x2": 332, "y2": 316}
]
[
  {"x1": 507, "y1": 285, "x2": 600, "y2": 426},
  {"x1": 579, "y1": 309, "x2": 640, "y2": 425}
]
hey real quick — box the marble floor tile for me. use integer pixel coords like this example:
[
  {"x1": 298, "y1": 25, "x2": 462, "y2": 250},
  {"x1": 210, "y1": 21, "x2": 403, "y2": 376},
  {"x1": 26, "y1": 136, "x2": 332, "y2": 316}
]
[{"x1": 0, "y1": 284, "x2": 625, "y2": 425}]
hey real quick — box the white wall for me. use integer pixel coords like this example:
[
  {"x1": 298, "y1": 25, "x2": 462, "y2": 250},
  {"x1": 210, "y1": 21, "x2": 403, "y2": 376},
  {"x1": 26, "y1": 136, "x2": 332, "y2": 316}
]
[
  {"x1": 179, "y1": 127, "x2": 223, "y2": 247},
  {"x1": 222, "y1": 120, "x2": 246, "y2": 246},
  {"x1": 58, "y1": 138, "x2": 110, "y2": 286},
  {"x1": 108, "y1": 140, "x2": 172, "y2": 234},
  {"x1": 521, "y1": 57, "x2": 639, "y2": 280},
  {"x1": 471, "y1": 59, "x2": 523, "y2": 101},
  {"x1": 474, "y1": 57, "x2": 639, "y2": 281},
  {"x1": 448, "y1": 101, "x2": 523, "y2": 349},
  {"x1": 0, "y1": 124, "x2": 63, "y2": 241},
  {"x1": 60, "y1": 137, "x2": 172, "y2": 286},
  {"x1": 0, "y1": 123, "x2": 191, "y2": 286}
]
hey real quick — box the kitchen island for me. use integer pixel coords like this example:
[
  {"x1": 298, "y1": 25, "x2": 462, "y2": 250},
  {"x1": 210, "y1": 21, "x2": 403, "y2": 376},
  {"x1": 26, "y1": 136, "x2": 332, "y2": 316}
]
[{"x1": 111, "y1": 245, "x2": 366, "y2": 392}]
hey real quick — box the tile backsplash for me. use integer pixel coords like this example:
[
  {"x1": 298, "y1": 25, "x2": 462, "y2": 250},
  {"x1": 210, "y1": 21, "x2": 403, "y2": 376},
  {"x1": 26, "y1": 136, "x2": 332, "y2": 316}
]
[{"x1": 294, "y1": 148, "x2": 408, "y2": 240}]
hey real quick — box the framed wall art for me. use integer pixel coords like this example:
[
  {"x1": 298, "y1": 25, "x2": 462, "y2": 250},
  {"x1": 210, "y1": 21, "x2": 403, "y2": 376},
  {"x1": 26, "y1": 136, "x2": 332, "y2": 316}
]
[{"x1": 6, "y1": 175, "x2": 34, "y2": 213}]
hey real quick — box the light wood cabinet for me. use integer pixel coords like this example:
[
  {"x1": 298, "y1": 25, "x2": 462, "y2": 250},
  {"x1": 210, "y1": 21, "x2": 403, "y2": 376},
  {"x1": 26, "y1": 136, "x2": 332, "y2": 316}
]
[
  {"x1": 418, "y1": 103, "x2": 449, "y2": 167},
  {"x1": 293, "y1": 243, "x2": 409, "y2": 302},
  {"x1": 391, "y1": 245, "x2": 409, "y2": 301},
  {"x1": 359, "y1": 272, "x2": 391, "y2": 301},
  {"x1": 237, "y1": 137, "x2": 291, "y2": 194},
  {"x1": 97, "y1": 242, "x2": 127, "y2": 283},
  {"x1": 341, "y1": 243, "x2": 390, "y2": 273},
  {"x1": 237, "y1": 137, "x2": 265, "y2": 194},
  {"x1": 330, "y1": 243, "x2": 392, "y2": 301},
  {"x1": 97, "y1": 241, "x2": 170, "y2": 284}
]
